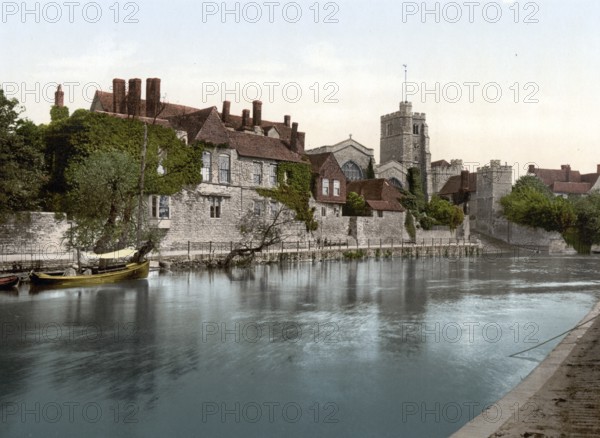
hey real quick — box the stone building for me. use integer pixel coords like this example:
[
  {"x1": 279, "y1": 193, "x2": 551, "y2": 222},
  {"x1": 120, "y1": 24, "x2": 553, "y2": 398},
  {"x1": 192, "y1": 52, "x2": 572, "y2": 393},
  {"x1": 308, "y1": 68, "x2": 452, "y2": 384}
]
[
  {"x1": 527, "y1": 164, "x2": 600, "y2": 196},
  {"x1": 431, "y1": 159, "x2": 464, "y2": 194},
  {"x1": 379, "y1": 101, "x2": 432, "y2": 198},
  {"x1": 307, "y1": 153, "x2": 347, "y2": 219},
  {"x1": 438, "y1": 170, "x2": 477, "y2": 214},
  {"x1": 305, "y1": 136, "x2": 375, "y2": 181}
]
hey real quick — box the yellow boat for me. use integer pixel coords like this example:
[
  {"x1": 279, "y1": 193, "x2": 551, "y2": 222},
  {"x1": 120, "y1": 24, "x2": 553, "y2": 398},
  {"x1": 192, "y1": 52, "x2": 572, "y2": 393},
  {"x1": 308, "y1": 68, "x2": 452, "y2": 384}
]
[{"x1": 30, "y1": 261, "x2": 150, "y2": 288}]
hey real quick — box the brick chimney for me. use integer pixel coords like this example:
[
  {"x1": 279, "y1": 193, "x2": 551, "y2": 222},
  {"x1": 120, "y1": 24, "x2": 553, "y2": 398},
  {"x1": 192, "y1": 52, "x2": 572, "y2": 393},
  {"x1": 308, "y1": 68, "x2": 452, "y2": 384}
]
[
  {"x1": 597, "y1": 164, "x2": 600, "y2": 174},
  {"x1": 54, "y1": 84, "x2": 64, "y2": 107},
  {"x1": 561, "y1": 164, "x2": 571, "y2": 182},
  {"x1": 528, "y1": 164, "x2": 536, "y2": 174},
  {"x1": 284, "y1": 115, "x2": 291, "y2": 127},
  {"x1": 112, "y1": 78, "x2": 126, "y2": 114},
  {"x1": 127, "y1": 78, "x2": 142, "y2": 116},
  {"x1": 222, "y1": 101, "x2": 231, "y2": 123},
  {"x1": 252, "y1": 100, "x2": 262, "y2": 126},
  {"x1": 460, "y1": 170, "x2": 469, "y2": 192},
  {"x1": 145, "y1": 78, "x2": 161, "y2": 118},
  {"x1": 241, "y1": 109, "x2": 250, "y2": 128},
  {"x1": 290, "y1": 122, "x2": 299, "y2": 152}
]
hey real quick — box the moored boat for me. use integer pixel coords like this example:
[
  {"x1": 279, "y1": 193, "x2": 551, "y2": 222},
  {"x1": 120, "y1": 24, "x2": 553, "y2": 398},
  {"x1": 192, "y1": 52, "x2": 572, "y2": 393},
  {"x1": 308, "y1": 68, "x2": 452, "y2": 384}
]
[
  {"x1": 0, "y1": 275, "x2": 20, "y2": 289},
  {"x1": 29, "y1": 261, "x2": 149, "y2": 288}
]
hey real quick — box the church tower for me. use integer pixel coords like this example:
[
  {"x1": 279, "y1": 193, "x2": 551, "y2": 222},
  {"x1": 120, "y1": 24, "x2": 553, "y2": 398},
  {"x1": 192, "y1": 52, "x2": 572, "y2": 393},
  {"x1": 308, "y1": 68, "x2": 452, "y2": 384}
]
[{"x1": 380, "y1": 101, "x2": 432, "y2": 198}]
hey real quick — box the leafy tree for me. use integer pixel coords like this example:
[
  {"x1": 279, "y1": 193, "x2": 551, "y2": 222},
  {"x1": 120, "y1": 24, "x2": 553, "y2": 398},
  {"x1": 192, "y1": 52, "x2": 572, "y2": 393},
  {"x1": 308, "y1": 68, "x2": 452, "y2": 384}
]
[
  {"x1": 50, "y1": 105, "x2": 69, "y2": 122},
  {"x1": 366, "y1": 158, "x2": 375, "y2": 179},
  {"x1": 500, "y1": 176, "x2": 575, "y2": 233},
  {"x1": 0, "y1": 90, "x2": 47, "y2": 217},
  {"x1": 44, "y1": 109, "x2": 202, "y2": 200},
  {"x1": 404, "y1": 211, "x2": 416, "y2": 241},
  {"x1": 426, "y1": 195, "x2": 464, "y2": 230},
  {"x1": 406, "y1": 167, "x2": 426, "y2": 211},
  {"x1": 568, "y1": 191, "x2": 600, "y2": 253},
  {"x1": 343, "y1": 192, "x2": 369, "y2": 216},
  {"x1": 64, "y1": 150, "x2": 141, "y2": 252}
]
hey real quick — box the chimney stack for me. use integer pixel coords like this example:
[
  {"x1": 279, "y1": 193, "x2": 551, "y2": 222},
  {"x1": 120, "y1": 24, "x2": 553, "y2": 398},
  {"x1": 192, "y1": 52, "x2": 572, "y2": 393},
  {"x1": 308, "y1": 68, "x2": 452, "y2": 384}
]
[
  {"x1": 460, "y1": 170, "x2": 469, "y2": 192},
  {"x1": 112, "y1": 79, "x2": 126, "y2": 114},
  {"x1": 127, "y1": 78, "x2": 142, "y2": 116},
  {"x1": 222, "y1": 101, "x2": 231, "y2": 123},
  {"x1": 290, "y1": 122, "x2": 299, "y2": 152},
  {"x1": 252, "y1": 100, "x2": 262, "y2": 126},
  {"x1": 241, "y1": 109, "x2": 250, "y2": 128},
  {"x1": 597, "y1": 164, "x2": 600, "y2": 174},
  {"x1": 284, "y1": 115, "x2": 291, "y2": 127},
  {"x1": 145, "y1": 78, "x2": 161, "y2": 118},
  {"x1": 54, "y1": 84, "x2": 64, "y2": 107},
  {"x1": 528, "y1": 164, "x2": 536, "y2": 174}
]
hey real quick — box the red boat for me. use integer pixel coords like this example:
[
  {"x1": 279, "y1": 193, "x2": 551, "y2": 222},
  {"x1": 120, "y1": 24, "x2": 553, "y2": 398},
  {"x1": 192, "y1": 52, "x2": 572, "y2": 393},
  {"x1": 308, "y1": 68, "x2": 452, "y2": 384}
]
[{"x1": 0, "y1": 275, "x2": 20, "y2": 289}]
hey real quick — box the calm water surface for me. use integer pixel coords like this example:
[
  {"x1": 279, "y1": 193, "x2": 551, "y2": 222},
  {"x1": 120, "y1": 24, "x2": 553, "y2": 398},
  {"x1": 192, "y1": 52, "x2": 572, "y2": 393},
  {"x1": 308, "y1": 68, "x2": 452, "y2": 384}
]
[{"x1": 1, "y1": 255, "x2": 599, "y2": 437}]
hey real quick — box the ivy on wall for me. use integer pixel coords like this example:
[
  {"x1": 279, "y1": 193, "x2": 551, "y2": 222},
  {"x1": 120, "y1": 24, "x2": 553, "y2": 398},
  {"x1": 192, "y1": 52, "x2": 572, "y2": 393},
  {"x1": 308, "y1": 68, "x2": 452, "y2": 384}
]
[{"x1": 257, "y1": 161, "x2": 318, "y2": 231}]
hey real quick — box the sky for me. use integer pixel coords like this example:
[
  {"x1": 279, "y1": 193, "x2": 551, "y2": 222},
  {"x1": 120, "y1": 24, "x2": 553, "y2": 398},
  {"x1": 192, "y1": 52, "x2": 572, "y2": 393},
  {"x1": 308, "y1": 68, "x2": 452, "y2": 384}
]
[{"x1": 2, "y1": 0, "x2": 599, "y2": 177}]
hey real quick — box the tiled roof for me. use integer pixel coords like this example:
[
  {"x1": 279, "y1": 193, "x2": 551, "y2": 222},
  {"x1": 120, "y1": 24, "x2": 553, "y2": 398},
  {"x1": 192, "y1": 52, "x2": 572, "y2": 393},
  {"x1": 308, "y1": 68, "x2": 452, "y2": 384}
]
[
  {"x1": 533, "y1": 168, "x2": 583, "y2": 185},
  {"x1": 551, "y1": 181, "x2": 591, "y2": 194},
  {"x1": 93, "y1": 91, "x2": 201, "y2": 119},
  {"x1": 438, "y1": 173, "x2": 477, "y2": 196},
  {"x1": 307, "y1": 153, "x2": 332, "y2": 173},
  {"x1": 347, "y1": 179, "x2": 405, "y2": 212},
  {"x1": 227, "y1": 131, "x2": 304, "y2": 163},
  {"x1": 221, "y1": 113, "x2": 304, "y2": 148}
]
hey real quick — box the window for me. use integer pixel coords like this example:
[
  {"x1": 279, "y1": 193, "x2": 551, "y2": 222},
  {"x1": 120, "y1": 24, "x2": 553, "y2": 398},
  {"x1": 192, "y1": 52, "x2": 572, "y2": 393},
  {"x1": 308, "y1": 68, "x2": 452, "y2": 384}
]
[
  {"x1": 254, "y1": 200, "x2": 264, "y2": 216},
  {"x1": 342, "y1": 161, "x2": 363, "y2": 181},
  {"x1": 218, "y1": 155, "x2": 230, "y2": 184},
  {"x1": 389, "y1": 177, "x2": 403, "y2": 190},
  {"x1": 269, "y1": 164, "x2": 278, "y2": 186},
  {"x1": 334, "y1": 207, "x2": 340, "y2": 217},
  {"x1": 378, "y1": 210, "x2": 384, "y2": 218},
  {"x1": 413, "y1": 124, "x2": 419, "y2": 135},
  {"x1": 253, "y1": 162, "x2": 262, "y2": 185},
  {"x1": 387, "y1": 123, "x2": 392, "y2": 136},
  {"x1": 321, "y1": 206, "x2": 327, "y2": 217},
  {"x1": 209, "y1": 197, "x2": 222, "y2": 218},
  {"x1": 322, "y1": 178, "x2": 329, "y2": 196},
  {"x1": 269, "y1": 201, "x2": 278, "y2": 217},
  {"x1": 157, "y1": 148, "x2": 166, "y2": 175},
  {"x1": 333, "y1": 179, "x2": 341, "y2": 196},
  {"x1": 202, "y1": 151, "x2": 211, "y2": 182},
  {"x1": 151, "y1": 195, "x2": 170, "y2": 219}
]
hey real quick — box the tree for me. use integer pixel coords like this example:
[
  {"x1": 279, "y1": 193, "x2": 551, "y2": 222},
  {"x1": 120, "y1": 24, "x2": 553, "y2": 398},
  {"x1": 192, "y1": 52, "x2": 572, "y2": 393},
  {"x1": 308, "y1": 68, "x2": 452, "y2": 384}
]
[
  {"x1": 221, "y1": 205, "x2": 299, "y2": 267},
  {"x1": 64, "y1": 150, "x2": 141, "y2": 252},
  {"x1": 343, "y1": 192, "x2": 369, "y2": 216},
  {"x1": 500, "y1": 176, "x2": 575, "y2": 233},
  {"x1": 0, "y1": 90, "x2": 47, "y2": 217},
  {"x1": 567, "y1": 191, "x2": 600, "y2": 253},
  {"x1": 426, "y1": 195, "x2": 464, "y2": 230},
  {"x1": 366, "y1": 158, "x2": 375, "y2": 179}
]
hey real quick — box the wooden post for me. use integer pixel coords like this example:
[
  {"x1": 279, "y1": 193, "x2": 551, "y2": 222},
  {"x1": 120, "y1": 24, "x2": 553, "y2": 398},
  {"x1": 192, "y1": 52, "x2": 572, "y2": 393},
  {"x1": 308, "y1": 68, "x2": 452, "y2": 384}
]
[{"x1": 187, "y1": 241, "x2": 190, "y2": 260}]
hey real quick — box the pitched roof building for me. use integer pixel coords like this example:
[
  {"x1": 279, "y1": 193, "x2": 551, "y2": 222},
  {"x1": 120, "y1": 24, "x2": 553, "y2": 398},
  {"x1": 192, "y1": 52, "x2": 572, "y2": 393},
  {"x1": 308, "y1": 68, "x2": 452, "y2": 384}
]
[
  {"x1": 346, "y1": 179, "x2": 405, "y2": 213},
  {"x1": 528, "y1": 164, "x2": 600, "y2": 196}
]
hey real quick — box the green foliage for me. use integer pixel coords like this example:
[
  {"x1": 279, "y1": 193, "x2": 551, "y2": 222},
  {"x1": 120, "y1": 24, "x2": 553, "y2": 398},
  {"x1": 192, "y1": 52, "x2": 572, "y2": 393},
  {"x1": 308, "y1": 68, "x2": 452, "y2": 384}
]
[
  {"x1": 0, "y1": 90, "x2": 47, "y2": 218},
  {"x1": 44, "y1": 110, "x2": 202, "y2": 200},
  {"x1": 407, "y1": 167, "x2": 426, "y2": 211},
  {"x1": 257, "y1": 162, "x2": 317, "y2": 231},
  {"x1": 405, "y1": 211, "x2": 416, "y2": 241},
  {"x1": 343, "y1": 249, "x2": 366, "y2": 260},
  {"x1": 64, "y1": 150, "x2": 141, "y2": 252},
  {"x1": 426, "y1": 195, "x2": 465, "y2": 230},
  {"x1": 50, "y1": 105, "x2": 69, "y2": 122},
  {"x1": 366, "y1": 158, "x2": 375, "y2": 179},
  {"x1": 513, "y1": 175, "x2": 552, "y2": 197},
  {"x1": 500, "y1": 178, "x2": 576, "y2": 233},
  {"x1": 343, "y1": 191, "x2": 369, "y2": 216},
  {"x1": 568, "y1": 191, "x2": 600, "y2": 253}
]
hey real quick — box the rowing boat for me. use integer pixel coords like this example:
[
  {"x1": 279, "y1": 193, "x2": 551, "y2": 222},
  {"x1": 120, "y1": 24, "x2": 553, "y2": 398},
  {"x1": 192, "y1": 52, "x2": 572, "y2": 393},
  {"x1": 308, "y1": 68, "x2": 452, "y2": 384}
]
[
  {"x1": 0, "y1": 275, "x2": 20, "y2": 289},
  {"x1": 29, "y1": 261, "x2": 149, "y2": 288}
]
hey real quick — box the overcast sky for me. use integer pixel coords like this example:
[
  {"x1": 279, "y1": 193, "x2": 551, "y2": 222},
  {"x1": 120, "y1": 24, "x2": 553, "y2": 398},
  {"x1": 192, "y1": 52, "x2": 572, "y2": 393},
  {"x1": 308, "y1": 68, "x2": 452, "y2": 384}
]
[{"x1": 2, "y1": 0, "x2": 599, "y2": 175}]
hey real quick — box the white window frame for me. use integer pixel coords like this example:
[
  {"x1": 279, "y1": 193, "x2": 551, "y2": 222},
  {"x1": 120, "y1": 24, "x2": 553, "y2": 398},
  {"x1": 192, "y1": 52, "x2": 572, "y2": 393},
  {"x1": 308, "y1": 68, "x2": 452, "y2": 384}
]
[
  {"x1": 333, "y1": 179, "x2": 340, "y2": 196},
  {"x1": 253, "y1": 162, "x2": 263, "y2": 185},
  {"x1": 209, "y1": 196, "x2": 222, "y2": 219},
  {"x1": 202, "y1": 151, "x2": 212, "y2": 182},
  {"x1": 322, "y1": 178, "x2": 329, "y2": 196},
  {"x1": 218, "y1": 154, "x2": 230, "y2": 184},
  {"x1": 150, "y1": 195, "x2": 170, "y2": 219}
]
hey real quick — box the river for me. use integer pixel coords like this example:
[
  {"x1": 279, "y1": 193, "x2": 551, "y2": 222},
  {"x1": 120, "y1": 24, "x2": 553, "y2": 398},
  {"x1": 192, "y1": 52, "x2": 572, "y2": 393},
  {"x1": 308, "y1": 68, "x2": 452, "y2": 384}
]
[{"x1": 1, "y1": 255, "x2": 599, "y2": 437}]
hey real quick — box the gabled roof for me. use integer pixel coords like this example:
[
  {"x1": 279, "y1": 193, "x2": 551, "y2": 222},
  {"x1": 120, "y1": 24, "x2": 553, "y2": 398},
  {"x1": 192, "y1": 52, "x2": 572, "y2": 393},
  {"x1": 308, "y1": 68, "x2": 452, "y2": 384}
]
[
  {"x1": 227, "y1": 131, "x2": 304, "y2": 163},
  {"x1": 346, "y1": 179, "x2": 405, "y2": 212},
  {"x1": 307, "y1": 152, "x2": 333, "y2": 173},
  {"x1": 220, "y1": 113, "x2": 304, "y2": 147},
  {"x1": 551, "y1": 181, "x2": 592, "y2": 194},
  {"x1": 533, "y1": 168, "x2": 583, "y2": 186},
  {"x1": 438, "y1": 173, "x2": 477, "y2": 196}
]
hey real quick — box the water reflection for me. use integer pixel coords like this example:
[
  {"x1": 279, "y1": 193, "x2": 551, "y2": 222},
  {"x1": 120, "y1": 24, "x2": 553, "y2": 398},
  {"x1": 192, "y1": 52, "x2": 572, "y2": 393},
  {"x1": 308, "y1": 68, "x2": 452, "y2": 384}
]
[{"x1": 0, "y1": 257, "x2": 599, "y2": 437}]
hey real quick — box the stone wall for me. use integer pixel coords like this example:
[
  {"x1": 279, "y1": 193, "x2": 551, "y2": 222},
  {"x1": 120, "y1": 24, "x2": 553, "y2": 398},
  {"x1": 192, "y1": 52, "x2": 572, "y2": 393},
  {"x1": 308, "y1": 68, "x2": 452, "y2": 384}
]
[{"x1": 0, "y1": 212, "x2": 73, "y2": 269}]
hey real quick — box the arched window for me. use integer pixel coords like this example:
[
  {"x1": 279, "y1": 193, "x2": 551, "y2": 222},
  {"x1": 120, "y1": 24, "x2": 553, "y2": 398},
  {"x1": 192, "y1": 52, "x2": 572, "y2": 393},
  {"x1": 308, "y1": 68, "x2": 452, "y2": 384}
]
[
  {"x1": 389, "y1": 177, "x2": 403, "y2": 190},
  {"x1": 342, "y1": 161, "x2": 363, "y2": 181},
  {"x1": 413, "y1": 124, "x2": 419, "y2": 134}
]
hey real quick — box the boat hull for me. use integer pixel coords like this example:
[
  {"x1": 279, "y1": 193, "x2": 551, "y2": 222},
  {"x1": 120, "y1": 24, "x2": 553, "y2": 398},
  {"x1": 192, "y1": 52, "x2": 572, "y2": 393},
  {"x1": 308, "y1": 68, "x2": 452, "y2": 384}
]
[
  {"x1": 0, "y1": 276, "x2": 20, "y2": 289},
  {"x1": 30, "y1": 261, "x2": 149, "y2": 288}
]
